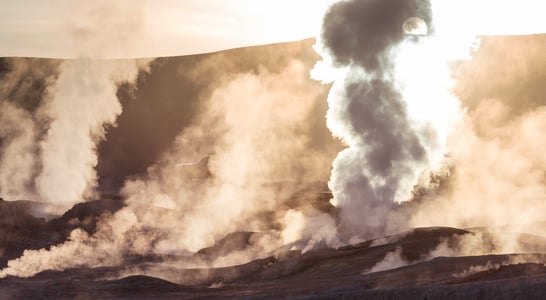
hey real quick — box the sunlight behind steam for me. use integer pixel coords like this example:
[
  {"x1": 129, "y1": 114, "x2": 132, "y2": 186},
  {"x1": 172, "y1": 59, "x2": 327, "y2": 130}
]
[
  {"x1": 312, "y1": 0, "x2": 546, "y2": 242},
  {"x1": 0, "y1": 0, "x2": 337, "y2": 58},
  {"x1": 395, "y1": 0, "x2": 546, "y2": 173},
  {"x1": 403, "y1": 17, "x2": 428, "y2": 35},
  {"x1": 3, "y1": 0, "x2": 546, "y2": 283},
  {"x1": 432, "y1": 0, "x2": 546, "y2": 36}
]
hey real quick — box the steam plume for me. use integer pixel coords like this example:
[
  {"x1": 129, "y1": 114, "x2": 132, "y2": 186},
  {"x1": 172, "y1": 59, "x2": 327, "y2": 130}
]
[
  {"x1": 315, "y1": 0, "x2": 546, "y2": 254},
  {"x1": 122, "y1": 58, "x2": 336, "y2": 255},
  {"x1": 0, "y1": 59, "x2": 58, "y2": 200},
  {"x1": 0, "y1": 51, "x2": 337, "y2": 278},
  {"x1": 36, "y1": 59, "x2": 149, "y2": 204},
  {"x1": 410, "y1": 36, "x2": 546, "y2": 239},
  {"x1": 0, "y1": 102, "x2": 38, "y2": 200},
  {"x1": 5, "y1": 0, "x2": 546, "y2": 283},
  {"x1": 315, "y1": 0, "x2": 437, "y2": 240},
  {"x1": 0, "y1": 1, "x2": 153, "y2": 205}
]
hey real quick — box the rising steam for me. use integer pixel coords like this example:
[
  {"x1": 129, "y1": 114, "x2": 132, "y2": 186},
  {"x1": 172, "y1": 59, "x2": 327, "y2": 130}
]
[
  {"x1": 314, "y1": 0, "x2": 445, "y2": 240},
  {"x1": 3, "y1": 0, "x2": 546, "y2": 284},
  {"x1": 0, "y1": 1, "x2": 151, "y2": 205},
  {"x1": 314, "y1": 0, "x2": 546, "y2": 258},
  {"x1": 0, "y1": 59, "x2": 59, "y2": 201},
  {"x1": 36, "y1": 59, "x2": 149, "y2": 205},
  {"x1": 0, "y1": 50, "x2": 337, "y2": 278}
]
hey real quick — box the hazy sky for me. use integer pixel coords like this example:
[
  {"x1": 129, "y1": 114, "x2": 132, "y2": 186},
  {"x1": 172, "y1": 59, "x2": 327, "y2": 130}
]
[
  {"x1": 0, "y1": 0, "x2": 335, "y2": 58},
  {"x1": 2, "y1": 0, "x2": 546, "y2": 58}
]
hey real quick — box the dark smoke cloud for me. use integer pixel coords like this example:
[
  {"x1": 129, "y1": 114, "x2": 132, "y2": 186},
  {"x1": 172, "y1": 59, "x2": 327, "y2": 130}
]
[
  {"x1": 318, "y1": 0, "x2": 434, "y2": 239},
  {"x1": 345, "y1": 79, "x2": 426, "y2": 177},
  {"x1": 322, "y1": 0, "x2": 431, "y2": 70}
]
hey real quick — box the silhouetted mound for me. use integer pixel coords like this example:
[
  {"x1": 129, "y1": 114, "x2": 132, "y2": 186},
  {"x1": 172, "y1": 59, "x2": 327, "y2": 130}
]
[
  {"x1": 0, "y1": 198, "x2": 124, "y2": 268},
  {"x1": 455, "y1": 263, "x2": 546, "y2": 283},
  {"x1": 98, "y1": 275, "x2": 187, "y2": 295},
  {"x1": 0, "y1": 200, "x2": 40, "y2": 227},
  {"x1": 60, "y1": 199, "x2": 124, "y2": 221},
  {"x1": 0, "y1": 199, "x2": 52, "y2": 268},
  {"x1": 197, "y1": 231, "x2": 259, "y2": 262},
  {"x1": 49, "y1": 198, "x2": 125, "y2": 234}
]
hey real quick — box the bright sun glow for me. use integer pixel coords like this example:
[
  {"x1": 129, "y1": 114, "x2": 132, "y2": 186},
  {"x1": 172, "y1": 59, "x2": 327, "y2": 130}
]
[
  {"x1": 314, "y1": 0, "x2": 546, "y2": 206},
  {"x1": 0, "y1": 0, "x2": 338, "y2": 58},
  {"x1": 316, "y1": 0, "x2": 546, "y2": 167},
  {"x1": 395, "y1": 0, "x2": 546, "y2": 170}
]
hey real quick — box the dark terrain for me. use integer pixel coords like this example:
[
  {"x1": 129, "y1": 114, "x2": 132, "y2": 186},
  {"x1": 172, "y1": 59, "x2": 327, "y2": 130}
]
[{"x1": 1, "y1": 199, "x2": 546, "y2": 299}]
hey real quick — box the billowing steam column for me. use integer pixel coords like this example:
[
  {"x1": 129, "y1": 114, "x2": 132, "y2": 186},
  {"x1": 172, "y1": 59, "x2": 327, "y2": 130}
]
[
  {"x1": 34, "y1": 2, "x2": 151, "y2": 206},
  {"x1": 36, "y1": 60, "x2": 147, "y2": 205},
  {"x1": 315, "y1": 0, "x2": 439, "y2": 239}
]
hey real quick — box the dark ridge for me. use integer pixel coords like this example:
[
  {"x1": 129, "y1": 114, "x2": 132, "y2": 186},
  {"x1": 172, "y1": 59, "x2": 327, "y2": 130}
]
[
  {"x1": 28, "y1": 266, "x2": 120, "y2": 281},
  {"x1": 397, "y1": 227, "x2": 470, "y2": 261},
  {"x1": 453, "y1": 263, "x2": 546, "y2": 284},
  {"x1": 188, "y1": 227, "x2": 473, "y2": 286},
  {"x1": 98, "y1": 275, "x2": 187, "y2": 294},
  {"x1": 48, "y1": 198, "x2": 125, "y2": 235},
  {"x1": 0, "y1": 199, "x2": 51, "y2": 268},
  {"x1": 55, "y1": 199, "x2": 125, "y2": 224},
  {"x1": 1, "y1": 226, "x2": 546, "y2": 299},
  {"x1": 0, "y1": 199, "x2": 125, "y2": 268},
  {"x1": 197, "y1": 232, "x2": 258, "y2": 262},
  {"x1": 0, "y1": 198, "x2": 49, "y2": 223},
  {"x1": 0, "y1": 58, "x2": 10, "y2": 78}
]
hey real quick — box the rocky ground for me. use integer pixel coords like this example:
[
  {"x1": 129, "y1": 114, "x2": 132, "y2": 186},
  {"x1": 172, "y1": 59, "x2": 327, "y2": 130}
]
[{"x1": 0, "y1": 199, "x2": 546, "y2": 299}]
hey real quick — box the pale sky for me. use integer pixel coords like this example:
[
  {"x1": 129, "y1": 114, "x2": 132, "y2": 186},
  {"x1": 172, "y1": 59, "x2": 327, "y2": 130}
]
[
  {"x1": 2, "y1": 0, "x2": 546, "y2": 58},
  {"x1": 0, "y1": 0, "x2": 335, "y2": 58}
]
